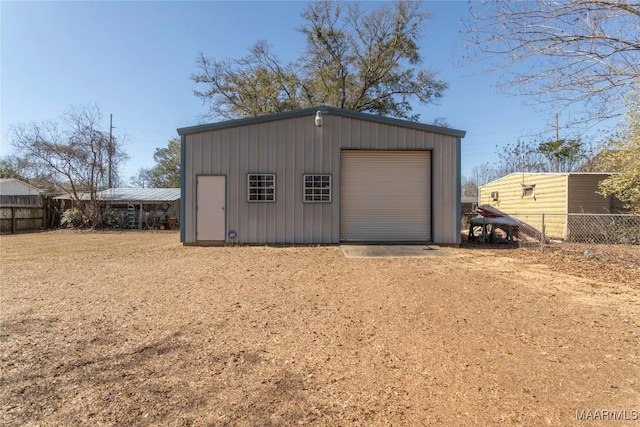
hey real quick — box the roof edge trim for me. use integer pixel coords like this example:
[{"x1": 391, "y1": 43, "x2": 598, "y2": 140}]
[
  {"x1": 177, "y1": 106, "x2": 466, "y2": 138},
  {"x1": 478, "y1": 172, "x2": 617, "y2": 188}
]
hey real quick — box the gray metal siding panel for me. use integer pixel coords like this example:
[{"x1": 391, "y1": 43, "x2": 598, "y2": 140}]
[
  {"x1": 437, "y1": 134, "x2": 450, "y2": 243},
  {"x1": 430, "y1": 133, "x2": 443, "y2": 243},
  {"x1": 185, "y1": 115, "x2": 336, "y2": 244},
  {"x1": 184, "y1": 112, "x2": 460, "y2": 244},
  {"x1": 180, "y1": 135, "x2": 186, "y2": 242},
  {"x1": 329, "y1": 116, "x2": 457, "y2": 244},
  {"x1": 455, "y1": 137, "x2": 462, "y2": 243}
]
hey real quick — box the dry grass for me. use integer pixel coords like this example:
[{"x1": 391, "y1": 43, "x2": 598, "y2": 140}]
[{"x1": 1, "y1": 231, "x2": 639, "y2": 426}]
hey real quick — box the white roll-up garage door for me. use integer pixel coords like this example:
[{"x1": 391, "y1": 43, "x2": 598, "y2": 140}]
[{"x1": 340, "y1": 150, "x2": 431, "y2": 242}]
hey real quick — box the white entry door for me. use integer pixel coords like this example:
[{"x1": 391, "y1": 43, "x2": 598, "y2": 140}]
[{"x1": 197, "y1": 175, "x2": 226, "y2": 241}]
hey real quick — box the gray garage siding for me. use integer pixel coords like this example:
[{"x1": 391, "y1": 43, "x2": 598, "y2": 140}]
[
  {"x1": 184, "y1": 117, "x2": 331, "y2": 244},
  {"x1": 182, "y1": 110, "x2": 461, "y2": 244}
]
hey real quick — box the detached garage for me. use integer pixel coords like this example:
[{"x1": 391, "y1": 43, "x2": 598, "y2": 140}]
[{"x1": 177, "y1": 106, "x2": 465, "y2": 245}]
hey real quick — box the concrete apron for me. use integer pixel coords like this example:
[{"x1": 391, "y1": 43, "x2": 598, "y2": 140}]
[{"x1": 340, "y1": 245, "x2": 450, "y2": 258}]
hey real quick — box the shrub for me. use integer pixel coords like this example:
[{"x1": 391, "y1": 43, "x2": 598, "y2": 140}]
[
  {"x1": 61, "y1": 208, "x2": 84, "y2": 228},
  {"x1": 102, "y1": 209, "x2": 126, "y2": 229},
  {"x1": 61, "y1": 207, "x2": 126, "y2": 229}
]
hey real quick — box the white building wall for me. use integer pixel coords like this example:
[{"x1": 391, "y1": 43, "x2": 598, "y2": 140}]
[{"x1": 0, "y1": 179, "x2": 41, "y2": 196}]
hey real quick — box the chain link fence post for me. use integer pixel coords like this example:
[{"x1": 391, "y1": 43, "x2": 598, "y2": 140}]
[
  {"x1": 462, "y1": 212, "x2": 639, "y2": 246},
  {"x1": 540, "y1": 213, "x2": 545, "y2": 250}
]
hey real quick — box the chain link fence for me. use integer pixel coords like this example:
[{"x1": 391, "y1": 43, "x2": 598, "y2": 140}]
[{"x1": 465, "y1": 213, "x2": 640, "y2": 248}]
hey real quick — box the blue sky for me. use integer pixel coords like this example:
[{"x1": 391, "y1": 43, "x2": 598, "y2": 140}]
[{"x1": 0, "y1": 1, "x2": 615, "y2": 183}]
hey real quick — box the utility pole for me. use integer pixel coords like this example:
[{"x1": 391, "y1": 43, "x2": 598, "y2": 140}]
[
  {"x1": 108, "y1": 114, "x2": 114, "y2": 188},
  {"x1": 555, "y1": 113, "x2": 560, "y2": 173}
]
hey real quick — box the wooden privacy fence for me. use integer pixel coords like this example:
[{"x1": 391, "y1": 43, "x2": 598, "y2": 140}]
[{"x1": 0, "y1": 197, "x2": 54, "y2": 234}]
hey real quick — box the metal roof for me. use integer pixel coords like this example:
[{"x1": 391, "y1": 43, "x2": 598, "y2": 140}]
[
  {"x1": 461, "y1": 196, "x2": 478, "y2": 204},
  {"x1": 54, "y1": 188, "x2": 180, "y2": 202},
  {"x1": 96, "y1": 188, "x2": 180, "y2": 202},
  {"x1": 177, "y1": 105, "x2": 466, "y2": 138}
]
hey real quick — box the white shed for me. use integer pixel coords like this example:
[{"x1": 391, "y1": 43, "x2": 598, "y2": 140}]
[
  {"x1": 0, "y1": 179, "x2": 45, "y2": 233},
  {"x1": 0, "y1": 179, "x2": 41, "y2": 196}
]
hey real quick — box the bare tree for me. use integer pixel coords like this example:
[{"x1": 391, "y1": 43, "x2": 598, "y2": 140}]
[
  {"x1": 461, "y1": 176, "x2": 479, "y2": 197},
  {"x1": 470, "y1": 163, "x2": 501, "y2": 187},
  {"x1": 463, "y1": 1, "x2": 640, "y2": 124},
  {"x1": 492, "y1": 137, "x2": 591, "y2": 176},
  {"x1": 580, "y1": 148, "x2": 611, "y2": 172},
  {"x1": 493, "y1": 140, "x2": 545, "y2": 177},
  {"x1": 9, "y1": 105, "x2": 128, "y2": 204}
]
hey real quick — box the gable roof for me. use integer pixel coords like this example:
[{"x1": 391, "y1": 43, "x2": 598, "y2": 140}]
[{"x1": 177, "y1": 106, "x2": 466, "y2": 138}]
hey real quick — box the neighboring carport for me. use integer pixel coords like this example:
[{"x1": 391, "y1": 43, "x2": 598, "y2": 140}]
[
  {"x1": 54, "y1": 188, "x2": 180, "y2": 229},
  {"x1": 96, "y1": 188, "x2": 180, "y2": 229}
]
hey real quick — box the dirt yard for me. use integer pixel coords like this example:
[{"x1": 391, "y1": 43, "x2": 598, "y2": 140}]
[{"x1": 1, "y1": 231, "x2": 638, "y2": 426}]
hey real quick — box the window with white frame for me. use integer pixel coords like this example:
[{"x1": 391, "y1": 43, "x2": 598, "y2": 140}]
[
  {"x1": 247, "y1": 173, "x2": 275, "y2": 202},
  {"x1": 303, "y1": 174, "x2": 331, "y2": 202},
  {"x1": 521, "y1": 184, "x2": 536, "y2": 198}
]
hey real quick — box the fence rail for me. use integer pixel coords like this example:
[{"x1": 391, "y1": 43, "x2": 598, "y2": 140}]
[
  {"x1": 466, "y1": 213, "x2": 640, "y2": 247},
  {"x1": 0, "y1": 196, "x2": 57, "y2": 234},
  {"x1": 0, "y1": 205, "x2": 46, "y2": 234},
  {"x1": 0, "y1": 195, "x2": 41, "y2": 206}
]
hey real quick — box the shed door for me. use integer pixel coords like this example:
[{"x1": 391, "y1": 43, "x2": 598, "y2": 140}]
[
  {"x1": 197, "y1": 176, "x2": 226, "y2": 241},
  {"x1": 340, "y1": 150, "x2": 431, "y2": 242}
]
